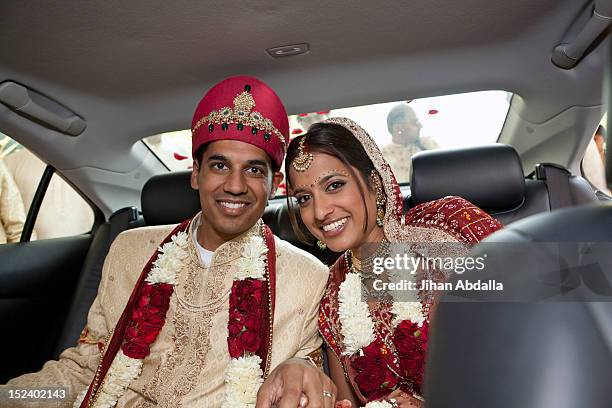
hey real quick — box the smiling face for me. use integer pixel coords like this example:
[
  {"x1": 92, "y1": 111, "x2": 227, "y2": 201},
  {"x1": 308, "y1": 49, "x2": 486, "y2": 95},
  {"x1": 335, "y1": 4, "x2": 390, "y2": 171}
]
[
  {"x1": 288, "y1": 152, "x2": 382, "y2": 253},
  {"x1": 191, "y1": 140, "x2": 283, "y2": 250}
]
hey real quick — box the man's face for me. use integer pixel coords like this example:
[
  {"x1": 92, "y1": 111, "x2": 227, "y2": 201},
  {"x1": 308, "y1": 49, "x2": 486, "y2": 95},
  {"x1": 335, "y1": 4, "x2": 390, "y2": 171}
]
[
  {"x1": 191, "y1": 140, "x2": 283, "y2": 249},
  {"x1": 391, "y1": 107, "x2": 422, "y2": 145}
]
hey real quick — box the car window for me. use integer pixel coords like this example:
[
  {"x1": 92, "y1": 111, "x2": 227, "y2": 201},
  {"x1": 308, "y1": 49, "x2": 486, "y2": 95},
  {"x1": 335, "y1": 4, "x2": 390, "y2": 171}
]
[
  {"x1": 143, "y1": 90, "x2": 511, "y2": 194},
  {"x1": 582, "y1": 114, "x2": 609, "y2": 195},
  {"x1": 0, "y1": 133, "x2": 95, "y2": 243}
]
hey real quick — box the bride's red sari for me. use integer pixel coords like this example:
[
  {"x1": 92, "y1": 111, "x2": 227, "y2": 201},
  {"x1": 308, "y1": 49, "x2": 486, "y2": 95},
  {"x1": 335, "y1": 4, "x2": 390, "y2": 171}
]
[{"x1": 316, "y1": 118, "x2": 502, "y2": 404}]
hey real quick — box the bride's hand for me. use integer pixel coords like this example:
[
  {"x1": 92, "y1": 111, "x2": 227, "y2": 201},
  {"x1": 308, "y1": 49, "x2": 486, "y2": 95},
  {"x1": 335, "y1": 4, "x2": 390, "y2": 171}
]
[{"x1": 385, "y1": 389, "x2": 423, "y2": 408}]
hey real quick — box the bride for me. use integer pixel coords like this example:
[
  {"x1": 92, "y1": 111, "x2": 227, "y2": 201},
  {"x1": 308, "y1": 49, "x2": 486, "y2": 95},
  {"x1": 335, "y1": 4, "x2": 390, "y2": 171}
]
[{"x1": 285, "y1": 117, "x2": 502, "y2": 407}]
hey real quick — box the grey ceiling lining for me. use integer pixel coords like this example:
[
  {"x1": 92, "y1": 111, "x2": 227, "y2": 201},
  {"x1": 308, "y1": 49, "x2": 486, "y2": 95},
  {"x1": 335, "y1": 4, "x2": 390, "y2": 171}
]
[{"x1": 0, "y1": 0, "x2": 564, "y2": 99}]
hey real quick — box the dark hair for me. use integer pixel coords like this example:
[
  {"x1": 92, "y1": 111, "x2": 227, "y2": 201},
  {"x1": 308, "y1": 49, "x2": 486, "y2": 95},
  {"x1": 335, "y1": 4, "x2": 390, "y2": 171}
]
[
  {"x1": 596, "y1": 125, "x2": 606, "y2": 138},
  {"x1": 194, "y1": 143, "x2": 209, "y2": 168},
  {"x1": 386, "y1": 103, "x2": 416, "y2": 133},
  {"x1": 284, "y1": 123, "x2": 378, "y2": 244}
]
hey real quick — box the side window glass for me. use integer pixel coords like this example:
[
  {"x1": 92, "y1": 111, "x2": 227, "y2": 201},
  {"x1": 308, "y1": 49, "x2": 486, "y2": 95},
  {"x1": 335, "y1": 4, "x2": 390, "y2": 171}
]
[
  {"x1": 0, "y1": 133, "x2": 95, "y2": 243},
  {"x1": 582, "y1": 119, "x2": 610, "y2": 196}
]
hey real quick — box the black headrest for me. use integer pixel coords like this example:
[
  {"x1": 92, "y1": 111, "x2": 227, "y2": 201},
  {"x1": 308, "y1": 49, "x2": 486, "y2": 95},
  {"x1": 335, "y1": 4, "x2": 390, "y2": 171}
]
[
  {"x1": 141, "y1": 171, "x2": 200, "y2": 225},
  {"x1": 410, "y1": 144, "x2": 525, "y2": 211}
]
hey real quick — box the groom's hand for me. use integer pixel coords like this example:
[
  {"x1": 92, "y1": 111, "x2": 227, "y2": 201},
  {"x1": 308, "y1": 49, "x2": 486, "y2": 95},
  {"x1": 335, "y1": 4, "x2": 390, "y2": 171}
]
[{"x1": 256, "y1": 357, "x2": 337, "y2": 408}]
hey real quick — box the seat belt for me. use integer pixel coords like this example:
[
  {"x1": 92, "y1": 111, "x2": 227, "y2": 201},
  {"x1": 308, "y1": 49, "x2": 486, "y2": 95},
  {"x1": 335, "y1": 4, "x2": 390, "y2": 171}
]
[{"x1": 535, "y1": 163, "x2": 573, "y2": 210}]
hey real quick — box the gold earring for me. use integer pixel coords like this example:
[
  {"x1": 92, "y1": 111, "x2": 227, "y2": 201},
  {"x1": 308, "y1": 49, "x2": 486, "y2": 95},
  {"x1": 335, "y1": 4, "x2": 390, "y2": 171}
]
[
  {"x1": 317, "y1": 240, "x2": 327, "y2": 250},
  {"x1": 371, "y1": 170, "x2": 386, "y2": 227}
]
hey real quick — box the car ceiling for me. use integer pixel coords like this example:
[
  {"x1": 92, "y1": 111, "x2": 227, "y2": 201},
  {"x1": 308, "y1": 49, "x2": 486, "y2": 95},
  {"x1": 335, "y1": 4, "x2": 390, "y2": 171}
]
[
  {"x1": 0, "y1": 0, "x2": 607, "y2": 215},
  {"x1": 0, "y1": 0, "x2": 569, "y2": 99}
]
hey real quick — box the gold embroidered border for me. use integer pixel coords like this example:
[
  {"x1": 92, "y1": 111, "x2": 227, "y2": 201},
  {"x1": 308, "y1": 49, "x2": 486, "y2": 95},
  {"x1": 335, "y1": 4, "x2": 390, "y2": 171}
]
[{"x1": 192, "y1": 91, "x2": 286, "y2": 149}]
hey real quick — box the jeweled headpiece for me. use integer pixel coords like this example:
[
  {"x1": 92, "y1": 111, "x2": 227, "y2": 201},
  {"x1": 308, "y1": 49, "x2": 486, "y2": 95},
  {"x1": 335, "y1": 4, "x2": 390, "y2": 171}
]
[
  {"x1": 191, "y1": 76, "x2": 289, "y2": 171},
  {"x1": 291, "y1": 137, "x2": 314, "y2": 172}
]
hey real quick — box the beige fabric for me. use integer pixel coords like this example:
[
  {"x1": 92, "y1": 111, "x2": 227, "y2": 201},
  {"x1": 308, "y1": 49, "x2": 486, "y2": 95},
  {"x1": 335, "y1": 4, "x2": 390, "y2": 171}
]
[
  {"x1": 381, "y1": 138, "x2": 438, "y2": 184},
  {"x1": 4, "y1": 214, "x2": 328, "y2": 407},
  {"x1": 4, "y1": 149, "x2": 94, "y2": 240},
  {"x1": 0, "y1": 158, "x2": 27, "y2": 243}
]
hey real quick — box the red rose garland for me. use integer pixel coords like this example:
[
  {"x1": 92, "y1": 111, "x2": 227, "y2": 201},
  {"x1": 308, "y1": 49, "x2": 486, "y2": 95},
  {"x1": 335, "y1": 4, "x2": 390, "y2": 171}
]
[
  {"x1": 392, "y1": 320, "x2": 429, "y2": 392},
  {"x1": 222, "y1": 232, "x2": 274, "y2": 407},
  {"x1": 352, "y1": 340, "x2": 399, "y2": 400},
  {"x1": 228, "y1": 279, "x2": 265, "y2": 357},
  {"x1": 348, "y1": 320, "x2": 429, "y2": 400},
  {"x1": 337, "y1": 268, "x2": 430, "y2": 402},
  {"x1": 123, "y1": 283, "x2": 174, "y2": 359}
]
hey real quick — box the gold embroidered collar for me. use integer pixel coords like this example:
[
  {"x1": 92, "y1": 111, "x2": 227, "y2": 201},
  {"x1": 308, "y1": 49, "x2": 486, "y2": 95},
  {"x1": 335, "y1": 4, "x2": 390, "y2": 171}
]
[{"x1": 188, "y1": 213, "x2": 265, "y2": 267}]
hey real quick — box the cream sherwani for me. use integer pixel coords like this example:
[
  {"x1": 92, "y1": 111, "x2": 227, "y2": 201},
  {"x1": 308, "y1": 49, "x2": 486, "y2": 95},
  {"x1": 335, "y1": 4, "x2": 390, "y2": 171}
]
[
  {"x1": 4, "y1": 214, "x2": 328, "y2": 407},
  {"x1": 0, "y1": 158, "x2": 27, "y2": 244},
  {"x1": 381, "y1": 138, "x2": 439, "y2": 184}
]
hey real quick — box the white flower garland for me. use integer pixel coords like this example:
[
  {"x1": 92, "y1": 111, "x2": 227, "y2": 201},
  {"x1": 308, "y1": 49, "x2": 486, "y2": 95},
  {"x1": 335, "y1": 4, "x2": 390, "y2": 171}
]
[
  {"x1": 390, "y1": 301, "x2": 426, "y2": 328},
  {"x1": 92, "y1": 351, "x2": 142, "y2": 408},
  {"x1": 222, "y1": 355, "x2": 264, "y2": 408},
  {"x1": 338, "y1": 273, "x2": 376, "y2": 355},
  {"x1": 145, "y1": 231, "x2": 189, "y2": 285},
  {"x1": 234, "y1": 236, "x2": 268, "y2": 280},
  {"x1": 74, "y1": 232, "x2": 188, "y2": 408},
  {"x1": 337, "y1": 272, "x2": 426, "y2": 356},
  {"x1": 364, "y1": 401, "x2": 393, "y2": 408},
  {"x1": 222, "y1": 235, "x2": 268, "y2": 407}
]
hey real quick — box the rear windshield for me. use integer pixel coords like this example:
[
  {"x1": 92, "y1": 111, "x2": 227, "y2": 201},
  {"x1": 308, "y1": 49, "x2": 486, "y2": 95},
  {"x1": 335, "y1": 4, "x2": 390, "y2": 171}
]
[{"x1": 143, "y1": 90, "x2": 512, "y2": 193}]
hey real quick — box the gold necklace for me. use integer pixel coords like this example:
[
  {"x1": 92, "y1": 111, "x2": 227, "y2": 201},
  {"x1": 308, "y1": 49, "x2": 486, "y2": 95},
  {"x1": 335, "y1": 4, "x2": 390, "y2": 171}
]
[
  {"x1": 348, "y1": 237, "x2": 390, "y2": 279},
  {"x1": 347, "y1": 249, "x2": 391, "y2": 301}
]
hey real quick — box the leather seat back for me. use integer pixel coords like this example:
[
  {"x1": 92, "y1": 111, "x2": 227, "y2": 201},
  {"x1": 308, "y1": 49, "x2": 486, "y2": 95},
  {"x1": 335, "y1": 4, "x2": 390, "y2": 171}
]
[
  {"x1": 428, "y1": 50, "x2": 612, "y2": 405},
  {"x1": 408, "y1": 144, "x2": 598, "y2": 224},
  {"x1": 141, "y1": 172, "x2": 200, "y2": 225},
  {"x1": 427, "y1": 203, "x2": 612, "y2": 408}
]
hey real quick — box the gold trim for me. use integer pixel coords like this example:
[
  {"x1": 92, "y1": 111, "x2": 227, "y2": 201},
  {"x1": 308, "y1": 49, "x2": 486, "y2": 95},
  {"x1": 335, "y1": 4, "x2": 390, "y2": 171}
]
[
  {"x1": 263, "y1": 222, "x2": 274, "y2": 378},
  {"x1": 192, "y1": 90, "x2": 286, "y2": 149},
  {"x1": 87, "y1": 329, "x2": 114, "y2": 408}
]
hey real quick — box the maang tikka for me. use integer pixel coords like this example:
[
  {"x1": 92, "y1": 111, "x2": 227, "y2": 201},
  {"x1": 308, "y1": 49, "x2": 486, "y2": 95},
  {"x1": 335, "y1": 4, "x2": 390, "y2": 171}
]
[{"x1": 292, "y1": 137, "x2": 314, "y2": 172}]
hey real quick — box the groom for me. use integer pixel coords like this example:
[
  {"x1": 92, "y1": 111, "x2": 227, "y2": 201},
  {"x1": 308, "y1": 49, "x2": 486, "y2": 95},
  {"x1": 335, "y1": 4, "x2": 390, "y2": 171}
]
[{"x1": 3, "y1": 76, "x2": 335, "y2": 407}]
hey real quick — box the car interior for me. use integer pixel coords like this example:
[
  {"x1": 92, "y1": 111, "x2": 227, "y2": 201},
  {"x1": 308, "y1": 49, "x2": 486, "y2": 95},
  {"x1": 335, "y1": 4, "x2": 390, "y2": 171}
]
[{"x1": 0, "y1": 0, "x2": 610, "y2": 404}]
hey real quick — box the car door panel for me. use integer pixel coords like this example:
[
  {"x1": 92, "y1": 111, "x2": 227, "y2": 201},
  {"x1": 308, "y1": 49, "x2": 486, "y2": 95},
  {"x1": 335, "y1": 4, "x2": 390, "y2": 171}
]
[{"x1": 0, "y1": 235, "x2": 91, "y2": 383}]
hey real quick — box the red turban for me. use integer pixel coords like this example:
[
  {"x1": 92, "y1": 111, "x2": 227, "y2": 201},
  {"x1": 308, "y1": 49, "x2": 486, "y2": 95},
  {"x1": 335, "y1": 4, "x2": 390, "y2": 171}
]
[{"x1": 191, "y1": 76, "x2": 289, "y2": 171}]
